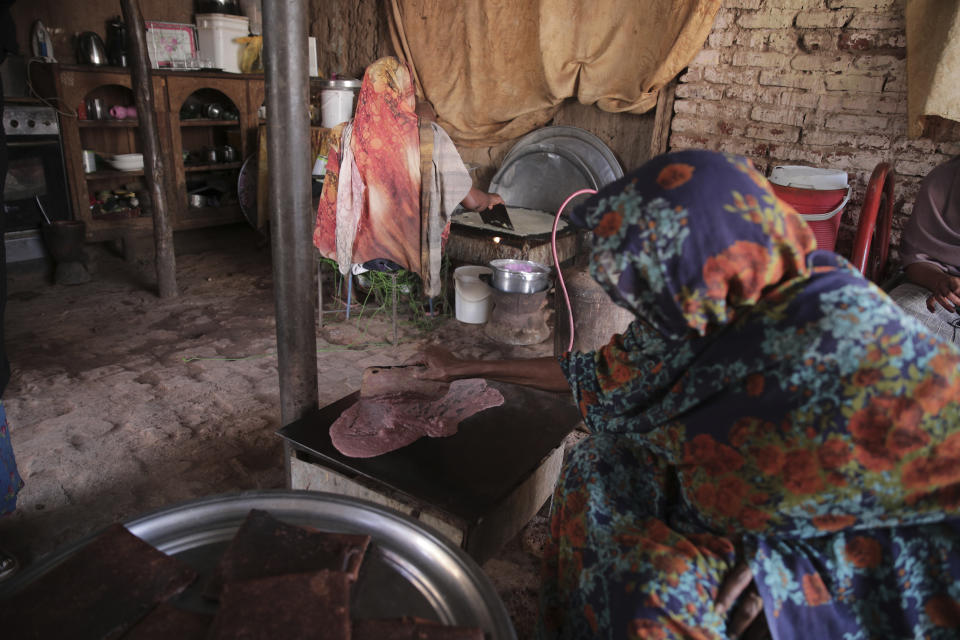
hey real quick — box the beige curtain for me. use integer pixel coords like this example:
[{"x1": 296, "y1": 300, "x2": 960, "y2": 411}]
[
  {"x1": 907, "y1": 1, "x2": 960, "y2": 138},
  {"x1": 389, "y1": 0, "x2": 720, "y2": 147}
]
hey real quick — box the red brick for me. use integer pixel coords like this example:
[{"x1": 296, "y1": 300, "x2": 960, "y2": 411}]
[
  {"x1": 823, "y1": 113, "x2": 888, "y2": 131},
  {"x1": 848, "y1": 13, "x2": 902, "y2": 30},
  {"x1": 838, "y1": 31, "x2": 905, "y2": 52},
  {"x1": 737, "y1": 10, "x2": 798, "y2": 29},
  {"x1": 800, "y1": 31, "x2": 841, "y2": 52},
  {"x1": 732, "y1": 51, "x2": 793, "y2": 68},
  {"x1": 826, "y1": 0, "x2": 899, "y2": 10},
  {"x1": 745, "y1": 122, "x2": 802, "y2": 143},
  {"x1": 675, "y1": 82, "x2": 725, "y2": 101},
  {"x1": 704, "y1": 66, "x2": 761, "y2": 86},
  {"x1": 795, "y1": 10, "x2": 854, "y2": 28},
  {"x1": 791, "y1": 53, "x2": 857, "y2": 72},
  {"x1": 759, "y1": 69, "x2": 823, "y2": 91},
  {"x1": 740, "y1": 29, "x2": 803, "y2": 53},
  {"x1": 823, "y1": 74, "x2": 885, "y2": 92},
  {"x1": 853, "y1": 54, "x2": 904, "y2": 70},
  {"x1": 803, "y1": 129, "x2": 890, "y2": 149},
  {"x1": 751, "y1": 105, "x2": 807, "y2": 127}
]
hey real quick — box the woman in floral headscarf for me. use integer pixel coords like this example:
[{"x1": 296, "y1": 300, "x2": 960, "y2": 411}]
[{"x1": 412, "y1": 149, "x2": 960, "y2": 639}]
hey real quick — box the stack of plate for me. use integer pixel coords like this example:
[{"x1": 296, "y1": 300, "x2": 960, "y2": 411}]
[
  {"x1": 489, "y1": 126, "x2": 623, "y2": 215},
  {"x1": 107, "y1": 153, "x2": 144, "y2": 172}
]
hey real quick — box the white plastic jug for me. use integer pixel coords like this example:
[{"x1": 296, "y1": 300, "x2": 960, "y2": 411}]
[{"x1": 454, "y1": 266, "x2": 493, "y2": 324}]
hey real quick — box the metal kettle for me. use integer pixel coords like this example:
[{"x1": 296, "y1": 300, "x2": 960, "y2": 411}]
[
  {"x1": 77, "y1": 32, "x2": 108, "y2": 66},
  {"x1": 105, "y1": 17, "x2": 128, "y2": 67}
]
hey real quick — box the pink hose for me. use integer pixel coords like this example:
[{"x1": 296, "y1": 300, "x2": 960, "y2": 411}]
[{"x1": 553, "y1": 188, "x2": 598, "y2": 353}]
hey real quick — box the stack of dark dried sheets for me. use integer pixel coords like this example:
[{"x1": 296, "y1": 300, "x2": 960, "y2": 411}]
[
  {"x1": 0, "y1": 524, "x2": 197, "y2": 640},
  {"x1": 0, "y1": 509, "x2": 487, "y2": 639}
]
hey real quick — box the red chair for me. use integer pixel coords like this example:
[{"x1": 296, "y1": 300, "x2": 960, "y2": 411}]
[{"x1": 849, "y1": 163, "x2": 895, "y2": 284}]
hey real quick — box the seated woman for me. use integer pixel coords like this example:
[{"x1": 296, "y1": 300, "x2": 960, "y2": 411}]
[
  {"x1": 411, "y1": 150, "x2": 960, "y2": 639},
  {"x1": 887, "y1": 156, "x2": 960, "y2": 344},
  {"x1": 313, "y1": 56, "x2": 502, "y2": 301}
]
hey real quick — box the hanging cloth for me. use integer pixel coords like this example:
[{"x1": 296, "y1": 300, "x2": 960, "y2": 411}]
[{"x1": 388, "y1": 0, "x2": 720, "y2": 146}]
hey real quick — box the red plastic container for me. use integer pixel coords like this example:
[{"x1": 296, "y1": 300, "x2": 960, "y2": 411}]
[{"x1": 768, "y1": 166, "x2": 850, "y2": 252}]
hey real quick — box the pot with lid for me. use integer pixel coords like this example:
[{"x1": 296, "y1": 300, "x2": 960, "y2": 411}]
[
  {"x1": 488, "y1": 259, "x2": 551, "y2": 294},
  {"x1": 319, "y1": 79, "x2": 362, "y2": 128}
]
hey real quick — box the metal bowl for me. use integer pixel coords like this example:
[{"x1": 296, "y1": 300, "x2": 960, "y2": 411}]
[
  {"x1": 0, "y1": 490, "x2": 517, "y2": 639},
  {"x1": 489, "y1": 259, "x2": 551, "y2": 294}
]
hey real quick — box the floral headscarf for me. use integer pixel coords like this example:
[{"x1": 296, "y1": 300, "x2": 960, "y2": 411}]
[{"x1": 570, "y1": 150, "x2": 816, "y2": 339}]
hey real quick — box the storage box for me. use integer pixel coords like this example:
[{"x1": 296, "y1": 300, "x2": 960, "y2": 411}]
[{"x1": 196, "y1": 13, "x2": 249, "y2": 74}]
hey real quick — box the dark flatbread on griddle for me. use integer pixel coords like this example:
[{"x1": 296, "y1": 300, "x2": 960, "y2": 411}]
[
  {"x1": 119, "y1": 603, "x2": 212, "y2": 640},
  {"x1": 353, "y1": 617, "x2": 485, "y2": 640},
  {"x1": 330, "y1": 378, "x2": 505, "y2": 458},
  {"x1": 206, "y1": 570, "x2": 351, "y2": 640},
  {"x1": 204, "y1": 509, "x2": 370, "y2": 599},
  {"x1": 0, "y1": 523, "x2": 197, "y2": 640}
]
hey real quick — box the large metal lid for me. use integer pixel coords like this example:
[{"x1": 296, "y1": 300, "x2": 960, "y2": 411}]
[{"x1": 490, "y1": 126, "x2": 623, "y2": 215}]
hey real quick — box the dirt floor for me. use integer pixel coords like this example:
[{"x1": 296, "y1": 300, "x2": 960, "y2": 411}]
[{"x1": 0, "y1": 223, "x2": 578, "y2": 638}]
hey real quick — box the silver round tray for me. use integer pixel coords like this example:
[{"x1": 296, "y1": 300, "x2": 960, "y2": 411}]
[
  {"x1": 491, "y1": 126, "x2": 623, "y2": 215},
  {"x1": 500, "y1": 126, "x2": 623, "y2": 181},
  {"x1": 3, "y1": 490, "x2": 517, "y2": 639}
]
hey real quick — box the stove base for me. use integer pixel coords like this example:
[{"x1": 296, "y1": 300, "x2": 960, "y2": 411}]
[
  {"x1": 277, "y1": 383, "x2": 579, "y2": 563},
  {"x1": 289, "y1": 445, "x2": 565, "y2": 562}
]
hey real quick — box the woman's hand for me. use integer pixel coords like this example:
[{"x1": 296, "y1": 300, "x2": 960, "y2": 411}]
[
  {"x1": 462, "y1": 188, "x2": 505, "y2": 212},
  {"x1": 715, "y1": 560, "x2": 767, "y2": 639},
  {"x1": 405, "y1": 345, "x2": 462, "y2": 382},
  {"x1": 926, "y1": 272, "x2": 960, "y2": 313}
]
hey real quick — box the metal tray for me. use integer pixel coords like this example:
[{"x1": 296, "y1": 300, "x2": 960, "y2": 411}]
[
  {"x1": 490, "y1": 126, "x2": 623, "y2": 215},
  {"x1": 1, "y1": 490, "x2": 517, "y2": 639},
  {"x1": 500, "y1": 126, "x2": 623, "y2": 180}
]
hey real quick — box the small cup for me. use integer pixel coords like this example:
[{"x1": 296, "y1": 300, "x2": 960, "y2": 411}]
[
  {"x1": 82, "y1": 150, "x2": 97, "y2": 173},
  {"x1": 87, "y1": 98, "x2": 106, "y2": 120}
]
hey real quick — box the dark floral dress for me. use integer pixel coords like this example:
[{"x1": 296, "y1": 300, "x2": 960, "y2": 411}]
[{"x1": 537, "y1": 150, "x2": 960, "y2": 639}]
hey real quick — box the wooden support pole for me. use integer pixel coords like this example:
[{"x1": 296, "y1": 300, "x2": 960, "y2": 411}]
[
  {"x1": 650, "y1": 77, "x2": 678, "y2": 159},
  {"x1": 263, "y1": 0, "x2": 318, "y2": 453},
  {"x1": 121, "y1": 0, "x2": 177, "y2": 298}
]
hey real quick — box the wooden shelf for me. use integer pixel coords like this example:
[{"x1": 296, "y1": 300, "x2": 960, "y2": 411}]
[
  {"x1": 78, "y1": 119, "x2": 140, "y2": 128},
  {"x1": 180, "y1": 119, "x2": 240, "y2": 127},
  {"x1": 184, "y1": 162, "x2": 242, "y2": 173},
  {"x1": 85, "y1": 169, "x2": 145, "y2": 180},
  {"x1": 31, "y1": 62, "x2": 262, "y2": 239}
]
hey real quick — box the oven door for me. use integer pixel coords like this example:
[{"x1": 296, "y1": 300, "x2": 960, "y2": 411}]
[{"x1": 3, "y1": 135, "x2": 72, "y2": 233}]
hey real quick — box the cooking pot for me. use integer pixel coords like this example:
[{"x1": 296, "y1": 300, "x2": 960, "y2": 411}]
[
  {"x1": 489, "y1": 259, "x2": 551, "y2": 294},
  {"x1": 76, "y1": 32, "x2": 108, "y2": 66}
]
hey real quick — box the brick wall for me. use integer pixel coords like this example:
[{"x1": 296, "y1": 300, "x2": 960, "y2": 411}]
[{"x1": 670, "y1": 0, "x2": 960, "y2": 266}]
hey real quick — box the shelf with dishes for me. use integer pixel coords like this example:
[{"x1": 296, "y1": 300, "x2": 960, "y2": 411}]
[
  {"x1": 78, "y1": 119, "x2": 141, "y2": 128},
  {"x1": 184, "y1": 161, "x2": 243, "y2": 173},
  {"x1": 89, "y1": 186, "x2": 149, "y2": 222},
  {"x1": 180, "y1": 119, "x2": 240, "y2": 127}
]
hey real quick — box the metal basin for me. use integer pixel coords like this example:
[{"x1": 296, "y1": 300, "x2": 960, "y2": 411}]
[
  {"x1": 0, "y1": 490, "x2": 517, "y2": 639},
  {"x1": 489, "y1": 259, "x2": 551, "y2": 294}
]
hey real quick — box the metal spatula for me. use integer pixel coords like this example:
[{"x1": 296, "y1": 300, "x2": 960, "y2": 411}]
[{"x1": 480, "y1": 204, "x2": 514, "y2": 231}]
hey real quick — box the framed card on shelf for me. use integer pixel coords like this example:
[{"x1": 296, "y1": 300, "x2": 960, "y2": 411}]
[{"x1": 144, "y1": 21, "x2": 199, "y2": 68}]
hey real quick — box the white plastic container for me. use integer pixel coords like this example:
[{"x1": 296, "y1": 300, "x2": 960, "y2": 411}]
[
  {"x1": 319, "y1": 79, "x2": 362, "y2": 128},
  {"x1": 196, "y1": 13, "x2": 249, "y2": 74},
  {"x1": 454, "y1": 266, "x2": 493, "y2": 324}
]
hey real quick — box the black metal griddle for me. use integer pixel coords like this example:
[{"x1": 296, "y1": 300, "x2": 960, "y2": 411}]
[{"x1": 277, "y1": 382, "x2": 581, "y2": 560}]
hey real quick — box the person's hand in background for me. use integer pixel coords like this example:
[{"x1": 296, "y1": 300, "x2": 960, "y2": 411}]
[{"x1": 927, "y1": 271, "x2": 960, "y2": 313}]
